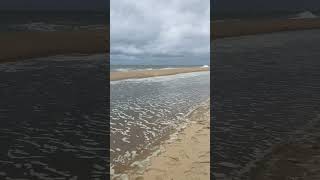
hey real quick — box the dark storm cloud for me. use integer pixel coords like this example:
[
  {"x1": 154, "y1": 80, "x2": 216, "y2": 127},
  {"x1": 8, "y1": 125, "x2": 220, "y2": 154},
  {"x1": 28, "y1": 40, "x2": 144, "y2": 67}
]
[{"x1": 0, "y1": 0, "x2": 107, "y2": 10}]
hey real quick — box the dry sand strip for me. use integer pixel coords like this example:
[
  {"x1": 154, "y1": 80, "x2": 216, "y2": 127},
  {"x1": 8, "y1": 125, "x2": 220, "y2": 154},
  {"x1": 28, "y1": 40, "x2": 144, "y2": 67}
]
[
  {"x1": 110, "y1": 67, "x2": 209, "y2": 81},
  {"x1": 211, "y1": 18, "x2": 320, "y2": 40},
  {"x1": 0, "y1": 30, "x2": 108, "y2": 63},
  {"x1": 128, "y1": 101, "x2": 210, "y2": 180}
]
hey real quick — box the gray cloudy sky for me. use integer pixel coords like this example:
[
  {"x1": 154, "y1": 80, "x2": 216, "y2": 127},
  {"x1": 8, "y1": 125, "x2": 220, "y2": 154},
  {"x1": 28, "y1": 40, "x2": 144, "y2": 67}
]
[{"x1": 110, "y1": 0, "x2": 210, "y2": 65}]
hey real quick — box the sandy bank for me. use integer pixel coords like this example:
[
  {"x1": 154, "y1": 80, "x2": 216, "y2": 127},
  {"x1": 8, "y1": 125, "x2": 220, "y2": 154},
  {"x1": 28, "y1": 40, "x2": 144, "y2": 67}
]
[
  {"x1": 212, "y1": 18, "x2": 320, "y2": 39},
  {"x1": 126, "y1": 101, "x2": 210, "y2": 180},
  {"x1": 110, "y1": 67, "x2": 209, "y2": 81},
  {"x1": 0, "y1": 30, "x2": 108, "y2": 63}
]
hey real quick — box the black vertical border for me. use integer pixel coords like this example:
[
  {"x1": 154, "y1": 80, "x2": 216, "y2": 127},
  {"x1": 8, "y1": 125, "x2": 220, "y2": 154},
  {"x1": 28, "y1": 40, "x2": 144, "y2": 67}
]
[
  {"x1": 106, "y1": 0, "x2": 111, "y2": 179},
  {"x1": 210, "y1": 0, "x2": 214, "y2": 179}
]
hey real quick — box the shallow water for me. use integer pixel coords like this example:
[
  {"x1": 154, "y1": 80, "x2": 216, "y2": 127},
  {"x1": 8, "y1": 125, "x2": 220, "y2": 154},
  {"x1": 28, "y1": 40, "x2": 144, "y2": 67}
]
[
  {"x1": 110, "y1": 64, "x2": 204, "y2": 72},
  {"x1": 110, "y1": 71, "x2": 210, "y2": 172},
  {"x1": 212, "y1": 29, "x2": 320, "y2": 179},
  {"x1": 0, "y1": 54, "x2": 109, "y2": 179}
]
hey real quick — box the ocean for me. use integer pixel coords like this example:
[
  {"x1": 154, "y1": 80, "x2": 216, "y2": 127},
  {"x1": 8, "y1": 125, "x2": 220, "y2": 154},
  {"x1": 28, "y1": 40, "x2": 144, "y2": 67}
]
[
  {"x1": 110, "y1": 71, "x2": 210, "y2": 175},
  {"x1": 0, "y1": 54, "x2": 109, "y2": 179},
  {"x1": 0, "y1": 11, "x2": 106, "y2": 31},
  {"x1": 110, "y1": 64, "x2": 207, "y2": 72},
  {"x1": 212, "y1": 29, "x2": 320, "y2": 179}
]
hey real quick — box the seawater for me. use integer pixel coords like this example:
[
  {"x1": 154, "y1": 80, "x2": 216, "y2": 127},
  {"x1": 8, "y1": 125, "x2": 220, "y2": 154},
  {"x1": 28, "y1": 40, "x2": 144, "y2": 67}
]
[
  {"x1": 110, "y1": 64, "x2": 204, "y2": 72},
  {"x1": 0, "y1": 54, "x2": 108, "y2": 179},
  {"x1": 110, "y1": 71, "x2": 210, "y2": 172},
  {"x1": 212, "y1": 29, "x2": 320, "y2": 179},
  {"x1": 0, "y1": 11, "x2": 106, "y2": 31}
]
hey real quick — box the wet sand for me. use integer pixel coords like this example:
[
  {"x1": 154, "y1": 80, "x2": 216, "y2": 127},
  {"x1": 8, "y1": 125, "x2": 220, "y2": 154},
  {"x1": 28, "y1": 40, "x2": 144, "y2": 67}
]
[
  {"x1": 127, "y1": 101, "x2": 210, "y2": 180},
  {"x1": 248, "y1": 114, "x2": 320, "y2": 180},
  {"x1": 249, "y1": 142, "x2": 320, "y2": 180},
  {"x1": 0, "y1": 30, "x2": 108, "y2": 63},
  {"x1": 212, "y1": 18, "x2": 320, "y2": 39},
  {"x1": 110, "y1": 67, "x2": 209, "y2": 81}
]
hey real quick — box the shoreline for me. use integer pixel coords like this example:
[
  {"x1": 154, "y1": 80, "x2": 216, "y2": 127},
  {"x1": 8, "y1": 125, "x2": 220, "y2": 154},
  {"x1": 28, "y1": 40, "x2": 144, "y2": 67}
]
[
  {"x1": 110, "y1": 67, "x2": 209, "y2": 81},
  {"x1": 118, "y1": 100, "x2": 210, "y2": 180}
]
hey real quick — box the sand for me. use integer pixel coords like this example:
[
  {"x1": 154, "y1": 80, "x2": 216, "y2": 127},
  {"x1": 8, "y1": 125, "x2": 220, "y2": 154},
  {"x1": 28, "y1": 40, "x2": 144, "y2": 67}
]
[
  {"x1": 0, "y1": 30, "x2": 108, "y2": 63},
  {"x1": 125, "y1": 101, "x2": 210, "y2": 180},
  {"x1": 248, "y1": 115, "x2": 320, "y2": 179},
  {"x1": 110, "y1": 67, "x2": 209, "y2": 81},
  {"x1": 212, "y1": 18, "x2": 320, "y2": 39},
  {"x1": 249, "y1": 143, "x2": 320, "y2": 180}
]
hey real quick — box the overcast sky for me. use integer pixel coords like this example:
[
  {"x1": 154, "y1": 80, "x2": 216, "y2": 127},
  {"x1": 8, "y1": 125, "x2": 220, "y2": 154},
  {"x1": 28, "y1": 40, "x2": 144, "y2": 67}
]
[{"x1": 110, "y1": 0, "x2": 210, "y2": 65}]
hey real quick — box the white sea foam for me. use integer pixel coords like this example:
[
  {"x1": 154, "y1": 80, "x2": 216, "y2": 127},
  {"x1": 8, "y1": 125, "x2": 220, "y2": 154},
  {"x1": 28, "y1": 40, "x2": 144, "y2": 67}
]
[
  {"x1": 11, "y1": 22, "x2": 65, "y2": 31},
  {"x1": 122, "y1": 137, "x2": 130, "y2": 143},
  {"x1": 290, "y1": 11, "x2": 318, "y2": 19},
  {"x1": 114, "y1": 68, "x2": 132, "y2": 72},
  {"x1": 10, "y1": 22, "x2": 105, "y2": 32}
]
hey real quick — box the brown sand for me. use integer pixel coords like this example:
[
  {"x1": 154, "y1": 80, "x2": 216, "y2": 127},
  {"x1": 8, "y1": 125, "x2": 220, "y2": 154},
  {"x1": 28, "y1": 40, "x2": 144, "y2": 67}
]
[
  {"x1": 248, "y1": 115, "x2": 320, "y2": 180},
  {"x1": 0, "y1": 30, "x2": 108, "y2": 63},
  {"x1": 110, "y1": 67, "x2": 209, "y2": 81},
  {"x1": 212, "y1": 18, "x2": 320, "y2": 40},
  {"x1": 250, "y1": 143, "x2": 320, "y2": 180},
  {"x1": 128, "y1": 101, "x2": 210, "y2": 180}
]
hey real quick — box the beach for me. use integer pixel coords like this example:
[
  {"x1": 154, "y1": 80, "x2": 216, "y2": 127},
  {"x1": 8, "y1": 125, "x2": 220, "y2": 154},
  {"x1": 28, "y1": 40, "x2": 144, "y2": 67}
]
[
  {"x1": 110, "y1": 71, "x2": 210, "y2": 179},
  {"x1": 0, "y1": 30, "x2": 108, "y2": 63},
  {"x1": 119, "y1": 101, "x2": 210, "y2": 180},
  {"x1": 4, "y1": 11, "x2": 320, "y2": 180},
  {"x1": 110, "y1": 67, "x2": 209, "y2": 81}
]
